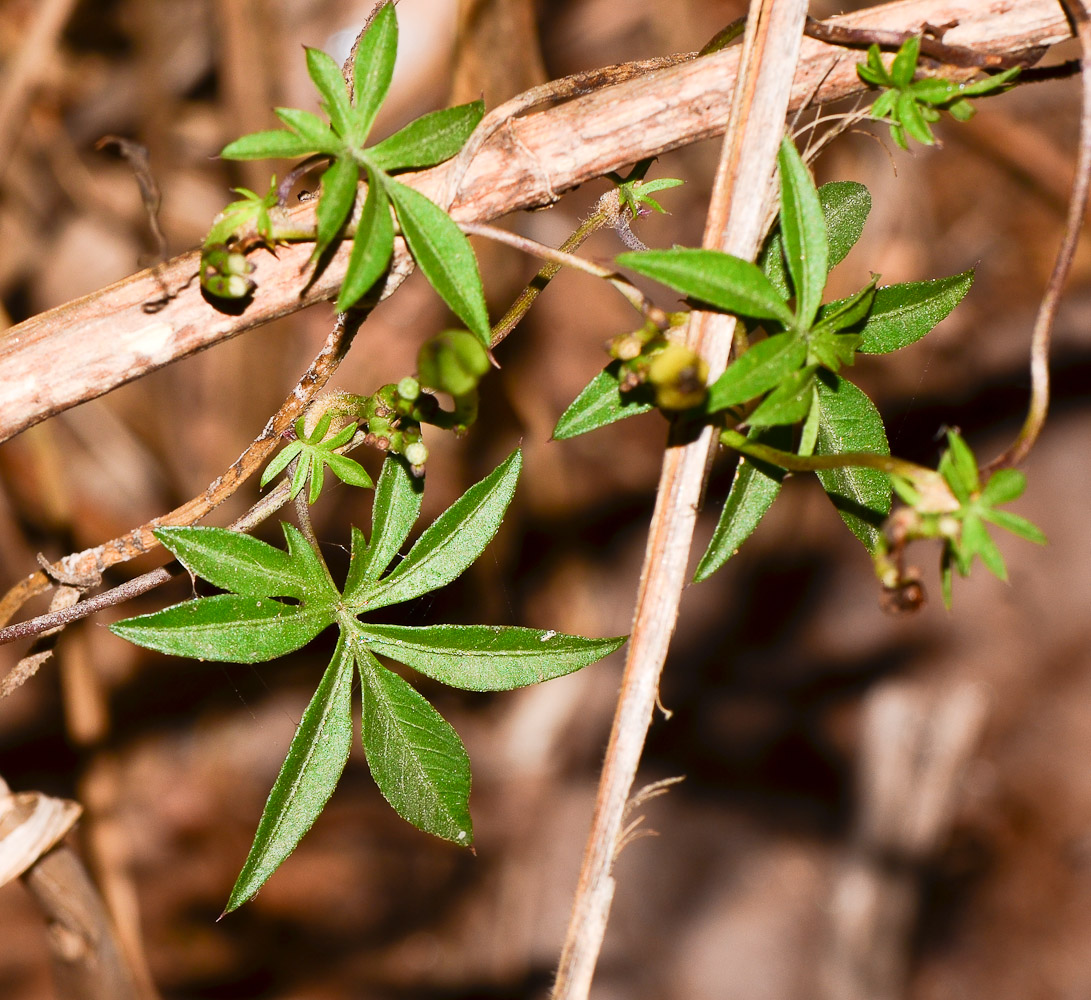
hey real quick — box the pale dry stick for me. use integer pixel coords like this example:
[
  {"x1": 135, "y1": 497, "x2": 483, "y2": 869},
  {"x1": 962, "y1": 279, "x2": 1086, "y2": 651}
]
[
  {"x1": 0, "y1": 0, "x2": 1071, "y2": 445},
  {"x1": 550, "y1": 2, "x2": 811, "y2": 998},
  {"x1": 0, "y1": 0, "x2": 79, "y2": 183},
  {"x1": 985, "y1": 0, "x2": 1091, "y2": 471},
  {"x1": 0, "y1": 309, "x2": 368, "y2": 635}
]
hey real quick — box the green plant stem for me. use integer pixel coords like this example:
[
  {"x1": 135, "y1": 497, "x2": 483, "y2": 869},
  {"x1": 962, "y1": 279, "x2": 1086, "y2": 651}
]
[
  {"x1": 458, "y1": 220, "x2": 672, "y2": 327},
  {"x1": 720, "y1": 427, "x2": 931, "y2": 480},
  {"x1": 489, "y1": 198, "x2": 615, "y2": 347}
]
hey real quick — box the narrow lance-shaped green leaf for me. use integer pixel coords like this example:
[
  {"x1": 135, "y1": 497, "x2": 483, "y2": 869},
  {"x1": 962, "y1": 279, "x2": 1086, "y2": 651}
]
[
  {"x1": 273, "y1": 107, "x2": 341, "y2": 154},
  {"x1": 386, "y1": 179, "x2": 492, "y2": 345},
  {"x1": 357, "y1": 648, "x2": 473, "y2": 845},
  {"x1": 221, "y1": 129, "x2": 323, "y2": 161},
  {"x1": 747, "y1": 366, "x2": 817, "y2": 428},
  {"x1": 695, "y1": 426, "x2": 792, "y2": 582},
  {"x1": 109, "y1": 594, "x2": 333, "y2": 664},
  {"x1": 350, "y1": 1, "x2": 398, "y2": 144},
  {"x1": 618, "y1": 248, "x2": 794, "y2": 325},
  {"x1": 351, "y1": 622, "x2": 626, "y2": 691},
  {"x1": 814, "y1": 374, "x2": 891, "y2": 551},
  {"x1": 224, "y1": 636, "x2": 355, "y2": 913},
  {"x1": 344, "y1": 455, "x2": 424, "y2": 599},
  {"x1": 855, "y1": 270, "x2": 973, "y2": 354},
  {"x1": 761, "y1": 181, "x2": 871, "y2": 298},
  {"x1": 777, "y1": 137, "x2": 828, "y2": 329},
  {"x1": 306, "y1": 46, "x2": 353, "y2": 139},
  {"x1": 152, "y1": 524, "x2": 311, "y2": 600},
  {"x1": 705, "y1": 333, "x2": 807, "y2": 413},
  {"x1": 357, "y1": 449, "x2": 522, "y2": 611},
  {"x1": 367, "y1": 101, "x2": 486, "y2": 173},
  {"x1": 337, "y1": 165, "x2": 395, "y2": 310},
  {"x1": 313, "y1": 156, "x2": 360, "y2": 260},
  {"x1": 552, "y1": 361, "x2": 655, "y2": 440}
]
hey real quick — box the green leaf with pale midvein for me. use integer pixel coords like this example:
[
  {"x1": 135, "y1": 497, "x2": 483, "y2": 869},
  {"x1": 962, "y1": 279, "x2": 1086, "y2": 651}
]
[
  {"x1": 814, "y1": 374, "x2": 891, "y2": 551},
  {"x1": 777, "y1": 137, "x2": 828, "y2": 328},
  {"x1": 305, "y1": 46, "x2": 353, "y2": 139},
  {"x1": 552, "y1": 361, "x2": 655, "y2": 440},
  {"x1": 109, "y1": 594, "x2": 332, "y2": 663},
  {"x1": 855, "y1": 270, "x2": 974, "y2": 354},
  {"x1": 357, "y1": 648, "x2": 473, "y2": 845},
  {"x1": 694, "y1": 426, "x2": 792, "y2": 581},
  {"x1": 353, "y1": 623, "x2": 626, "y2": 691},
  {"x1": 618, "y1": 248, "x2": 794, "y2": 325},
  {"x1": 313, "y1": 156, "x2": 360, "y2": 260},
  {"x1": 153, "y1": 524, "x2": 311, "y2": 599},
  {"x1": 367, "y1": 101, "x2": 485, "y2": 173},
  {"x1": 224, "y1": 636, "x2": 355, "y2": 912},
  {"x1": 762, "y1": 181, "x2": 871, "y2": 298},
  {"x1": 337, "y1": 166, "x2": 395, "y2": 310},
  {"x1": 356, "y1": 449, "x2": 521, "y2": 611},
  {"x1": 705, "y1": 333, "x2": 807, "y2": 413},
  {"x1": 350, "y1": 2, "x2": 398, "y2": 144},
  {"x1": 386, "y1": 179, "x2": 491, "y2": 344},
  {"x1": 344, "y1": 456, "x2": 423, "y2": 600}
]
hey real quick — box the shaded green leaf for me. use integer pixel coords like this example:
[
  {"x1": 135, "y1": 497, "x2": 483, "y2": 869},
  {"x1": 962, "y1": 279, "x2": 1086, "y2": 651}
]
[
  {"x1": 225, "y1": 637, "x2": 355, "y2": 912},
  {"x1": 962, "y1": 513, "x2": 1006, "y2": 579},
  {"x1": 762, "y1": 181, "x2": 871, "y2": 298},
  {"x1": 273, "y1": 107, "x2": 341, "y2": 154},
  {"x1": 747, "y1": 366, "x2": 817, "y2": 427},
  {"x1": 337, "y1": 166, "x2": 395, "y2": 310},
  {"x1": 694, "y1": 425, "x2": 791, "y2": 581},
  {"x1": 552, "y1": 361, "x2": 655, "y2": 440},
  {"x1": 345, "y1": 456, "x2": 424, "y2": 598},
  {"x1": 618, "y1": 248, "x2": 794, "y2": 324},
  {"x1": 313, "y1": 156, "x2": 360, "y2": 260},
  {"x1": 358, "y1": 650, "x2": 473, "y2": 845},
  {"x1": 856, "y1": 270, "x2": 973, "y2": 353},
  {"x1": 351, "y1": 623, "x2": 625, "y2": 690},
  {"x1": 153, "y1": 524, "x2": 316, "y2": 600},
  {"x1": 306, "y1": 46, "x2": 353, "y2": 138},
  {"x1": 981, "y1": 507, "x2": 1047, "y2": 545},
  {"x1": 777, "y1": 137, "x2": 828, "y2": 328},
  {"x1": 221, "y1": 129, "x2": 321, "y2": 161},
  {"x1": 939, "y1": 430, "x2": 980, "y2": 501},
  {"x1": 980, "y1": 468, "x2": 1026, "y2": 506},
  {"x1": 358, "y1": 449, "x2": 521, "y2": 611},
  {"x1": 109, "y1": 594, "x2": 332, "y2": 663},
  {"x1": 814, "y1": 374, "x2": 891, "y2": 551},
  {"x1": 386, "y1": 179, "x2": 491, "y2": 344},
  {"x1": 367, "y1": 101, "x2": 486, "y2": 172},
  {"x1": 705, "y1": 333, "x2": 807, "y2": 413},
  {"x1": 350, "y1": 2, "x2": 398, "y2": 143}
]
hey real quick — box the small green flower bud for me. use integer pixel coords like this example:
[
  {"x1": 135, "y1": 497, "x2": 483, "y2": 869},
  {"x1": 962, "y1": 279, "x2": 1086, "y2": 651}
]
[
  {"x1": 417, "y1": 330, "x2": 490, "y2": 397},
  {"x1": 397, "y1": 376, "x2": 421, "y2": 402},
  {"x1": 646, "y1": 343, "x2": 709, "y2": 411}
]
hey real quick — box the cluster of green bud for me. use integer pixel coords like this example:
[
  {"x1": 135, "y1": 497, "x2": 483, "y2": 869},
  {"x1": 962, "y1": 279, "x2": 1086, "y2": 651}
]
[
  {"x1": 609, "y1": 320, "x2": 709, "y2": 412},
  {"x1": 201, "y1": 244, "x2": 256, "y2": 300}
]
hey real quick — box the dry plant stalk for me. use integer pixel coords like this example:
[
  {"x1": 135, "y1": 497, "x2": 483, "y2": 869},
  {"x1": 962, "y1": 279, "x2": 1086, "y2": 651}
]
[{"x1": 551, "y1": 1, "x2": 809, "y2": 996}]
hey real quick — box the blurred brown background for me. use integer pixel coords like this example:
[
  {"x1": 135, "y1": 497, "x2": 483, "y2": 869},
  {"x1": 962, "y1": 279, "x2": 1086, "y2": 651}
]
[{"x1": 1, "y1": 1, "x2": 1090, "y2": 998}]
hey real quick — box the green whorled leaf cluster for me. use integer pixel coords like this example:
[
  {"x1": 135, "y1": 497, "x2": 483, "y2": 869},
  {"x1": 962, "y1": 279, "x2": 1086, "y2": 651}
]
[
  {"x1": 889, "y1": 431, "x2": 1046, "y2": 607},
  {"x1": 554, "y1": 137, "x2": 976, "y2": 580},
  {"x1": 204, "y1": 2, "x2": 490, "y2": 339},
  {"x1": 111, "y1": 450, "x2": 625, "y2": 912},
  {"x1": 857, "y1": 37, "x2": 1019, "y2": 149},
  {"x1": 261, "y1": 412, "x2": 372, "y2": 504}
]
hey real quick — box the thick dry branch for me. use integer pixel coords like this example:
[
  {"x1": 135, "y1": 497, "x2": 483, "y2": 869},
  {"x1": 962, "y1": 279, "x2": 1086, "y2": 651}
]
[{"x1": 0, "y1": 0, "x2": 1071, "y2": 444}]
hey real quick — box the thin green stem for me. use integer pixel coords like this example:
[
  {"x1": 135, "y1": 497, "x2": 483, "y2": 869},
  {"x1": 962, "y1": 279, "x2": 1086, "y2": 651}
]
[
  {"x1": 458, "y1": 220, "x2": 672, "y2": 328},
  {"x1": 489, "y1": 199, "x2": 615, "y2": 347},
  {"x1": 720, "y1": 427, "x2": 933, "y2": 480}
]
